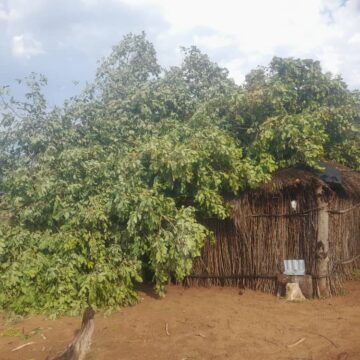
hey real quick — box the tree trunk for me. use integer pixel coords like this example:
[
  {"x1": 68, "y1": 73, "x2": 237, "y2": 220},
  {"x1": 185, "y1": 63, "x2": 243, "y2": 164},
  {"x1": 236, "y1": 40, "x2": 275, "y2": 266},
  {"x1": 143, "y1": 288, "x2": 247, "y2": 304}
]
[{"x1": 52, "y1": 307, "x2": 95, "y2": 360}]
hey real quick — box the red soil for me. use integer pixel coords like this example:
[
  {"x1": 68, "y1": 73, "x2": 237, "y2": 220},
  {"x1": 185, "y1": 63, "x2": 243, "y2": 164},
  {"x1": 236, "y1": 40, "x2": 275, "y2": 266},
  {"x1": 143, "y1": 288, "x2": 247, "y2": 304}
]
[{"x1": 1, "y1": 281, "x2": 359, "y2": 360}]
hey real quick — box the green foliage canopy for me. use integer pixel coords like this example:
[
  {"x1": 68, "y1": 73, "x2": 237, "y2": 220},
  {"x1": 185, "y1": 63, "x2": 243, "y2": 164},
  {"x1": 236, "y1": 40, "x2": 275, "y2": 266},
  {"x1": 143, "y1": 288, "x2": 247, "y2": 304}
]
[{"x1": 0, "y1": 33, "x2": 359, "y2": 315}]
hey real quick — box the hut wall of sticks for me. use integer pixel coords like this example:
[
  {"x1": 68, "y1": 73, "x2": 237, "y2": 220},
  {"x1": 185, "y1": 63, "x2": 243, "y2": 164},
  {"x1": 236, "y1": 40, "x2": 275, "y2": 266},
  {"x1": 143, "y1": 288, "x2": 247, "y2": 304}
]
[{"x1": 186, "y1": 161, "x2": 360, "y2": 297}]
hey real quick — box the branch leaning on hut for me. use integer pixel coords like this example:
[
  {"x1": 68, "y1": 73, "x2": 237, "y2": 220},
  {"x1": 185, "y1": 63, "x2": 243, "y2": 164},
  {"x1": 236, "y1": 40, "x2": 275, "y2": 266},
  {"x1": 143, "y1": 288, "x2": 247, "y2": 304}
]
[
  {"x1": 328, "y1": 202, "x2": 360, "y2": 214},
  {"x1": 248, "y1": 205, "x2": 326, "y2": 218},
  {"x1": 248, "y1": 201, "x2": 360, "y2": 218}
]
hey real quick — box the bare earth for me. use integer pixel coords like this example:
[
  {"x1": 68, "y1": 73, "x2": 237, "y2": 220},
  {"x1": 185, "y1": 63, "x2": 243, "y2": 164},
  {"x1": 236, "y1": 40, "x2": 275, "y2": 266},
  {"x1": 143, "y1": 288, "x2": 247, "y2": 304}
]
[{"x1": 1, "y1": 281, "x2": 359, "y2": 360}]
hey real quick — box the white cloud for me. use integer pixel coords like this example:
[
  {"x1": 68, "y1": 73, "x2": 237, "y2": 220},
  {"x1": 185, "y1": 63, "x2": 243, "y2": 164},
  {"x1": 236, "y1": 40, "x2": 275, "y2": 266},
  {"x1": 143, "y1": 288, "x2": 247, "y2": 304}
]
[
  {"x1": 119, "y1": 0, "x2": 360, "y2": 88},
  {"x1": 0, "y1": 10, "x2": 8, "y2": 21},
  {"x1": 193, "y1": 34, "x2": 234, "y2": 50},
  {"x1": 0, "y1": 2, "x2": 7, "y2": 20},
  {"x1": 120, "y1": 0, "x2": 329, "y2": 52},
  {"x1": 348, "y1": 33, "x2": 360, "y2": 44},
  {"x1": 1, "y1": 0, "x2": 360, "y2": 100},
  {"x1": 12, "y1": 33, "x2": 44, "y2": 58},
  {"x1": 319, "y1": 46, "x2": 343, "y2": 74},
  {"x1": 0, "y1": 3, "x2": 20, "y2": 22}
]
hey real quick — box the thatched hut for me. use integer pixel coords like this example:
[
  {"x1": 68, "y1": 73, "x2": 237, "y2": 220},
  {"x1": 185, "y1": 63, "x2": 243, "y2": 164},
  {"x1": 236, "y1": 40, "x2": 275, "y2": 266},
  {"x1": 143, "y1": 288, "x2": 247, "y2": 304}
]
[{"x1": 186, "y1": 161, "x2": 360, "y2": 297}]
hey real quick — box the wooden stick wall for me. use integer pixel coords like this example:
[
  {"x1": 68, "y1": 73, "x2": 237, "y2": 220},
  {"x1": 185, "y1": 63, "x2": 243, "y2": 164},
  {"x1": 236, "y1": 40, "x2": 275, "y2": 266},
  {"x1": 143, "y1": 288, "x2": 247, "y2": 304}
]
[{"x1": 186, "y1": 186, "x2": 360, "y2": 297}]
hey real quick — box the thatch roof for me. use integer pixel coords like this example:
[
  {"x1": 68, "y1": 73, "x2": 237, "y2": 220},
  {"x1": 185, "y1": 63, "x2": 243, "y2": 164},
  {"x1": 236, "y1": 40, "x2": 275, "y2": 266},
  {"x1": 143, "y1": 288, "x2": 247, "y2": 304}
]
[{"x1": 256, "y1": 161, "x2": 360, "y2": 199}]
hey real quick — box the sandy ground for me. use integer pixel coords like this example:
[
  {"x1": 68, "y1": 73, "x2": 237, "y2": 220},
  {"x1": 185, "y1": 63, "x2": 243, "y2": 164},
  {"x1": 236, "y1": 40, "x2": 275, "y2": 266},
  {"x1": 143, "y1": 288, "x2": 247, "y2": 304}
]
[{"x1": 0, "y1": 281, "x2": 359, "y2": 360}]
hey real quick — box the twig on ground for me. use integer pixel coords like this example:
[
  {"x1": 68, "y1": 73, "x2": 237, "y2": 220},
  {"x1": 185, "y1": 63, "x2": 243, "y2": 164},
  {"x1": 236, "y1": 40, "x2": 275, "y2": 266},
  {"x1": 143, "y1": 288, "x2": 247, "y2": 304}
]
[
  {"x1": 165, "y1": 322, "x2": 170, "y2": 336},
  {"x1": 287, "y1": 337, "x2": 306, "y2": 348},
  {"x1": 316, "y1": 333, "x2": 338, "y2": 348},
  {"x1": 11, "y1": 342, "x2": 35, "y2": 351},
  {"x1": 291, "y1": 328, "x2": 338, "y2": 349}
]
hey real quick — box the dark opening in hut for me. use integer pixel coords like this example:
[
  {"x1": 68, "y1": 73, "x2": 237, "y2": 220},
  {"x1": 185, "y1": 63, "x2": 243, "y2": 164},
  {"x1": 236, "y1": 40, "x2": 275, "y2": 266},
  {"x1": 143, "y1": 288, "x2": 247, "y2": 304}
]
[{"x1": 186, "y1": 161, "x2": 360, "y2": 297}]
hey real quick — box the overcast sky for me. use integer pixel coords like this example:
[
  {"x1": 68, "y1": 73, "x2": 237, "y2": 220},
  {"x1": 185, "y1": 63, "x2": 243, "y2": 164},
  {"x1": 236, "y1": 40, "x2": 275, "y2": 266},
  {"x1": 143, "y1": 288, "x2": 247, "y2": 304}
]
[{"x1": 1, "y1": 0, "x2": 360, "y2": 104}]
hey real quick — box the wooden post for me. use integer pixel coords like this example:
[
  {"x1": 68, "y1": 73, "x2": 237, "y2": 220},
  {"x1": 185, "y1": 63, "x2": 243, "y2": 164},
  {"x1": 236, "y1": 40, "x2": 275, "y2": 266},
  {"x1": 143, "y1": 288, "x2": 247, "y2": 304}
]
[{"x1": 315, "y1": 185, "x2": 330, "y2": 297}]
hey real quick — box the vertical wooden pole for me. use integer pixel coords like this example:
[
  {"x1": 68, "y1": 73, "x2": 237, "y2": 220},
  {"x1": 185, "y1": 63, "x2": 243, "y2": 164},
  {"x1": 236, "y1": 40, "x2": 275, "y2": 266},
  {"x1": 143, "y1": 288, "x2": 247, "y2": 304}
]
[{"x1": 315, "y1": 185, "x2": 330, "y2": 297}]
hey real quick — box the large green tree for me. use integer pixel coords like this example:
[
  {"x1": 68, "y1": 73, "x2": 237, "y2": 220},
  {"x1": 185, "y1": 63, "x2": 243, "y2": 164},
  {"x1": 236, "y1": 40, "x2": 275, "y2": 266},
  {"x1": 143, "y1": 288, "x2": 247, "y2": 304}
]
[{"x1": 0, "y1": 33, "x2": 358, "y2": 315}]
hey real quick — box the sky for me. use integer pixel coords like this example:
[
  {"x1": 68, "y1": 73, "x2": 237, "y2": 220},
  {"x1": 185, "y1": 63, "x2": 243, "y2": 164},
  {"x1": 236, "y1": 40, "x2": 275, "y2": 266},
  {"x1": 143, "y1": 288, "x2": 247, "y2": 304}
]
[{"x1": 1, "y1": 0, "x2": 360, "y2": 104}]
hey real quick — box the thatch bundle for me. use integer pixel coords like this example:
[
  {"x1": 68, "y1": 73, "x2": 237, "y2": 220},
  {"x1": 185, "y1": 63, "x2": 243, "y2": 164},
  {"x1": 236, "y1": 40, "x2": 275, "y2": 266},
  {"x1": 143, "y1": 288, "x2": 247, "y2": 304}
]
[{"x1": 186, "y1": 161, "x2": 360, "y2": 297}]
